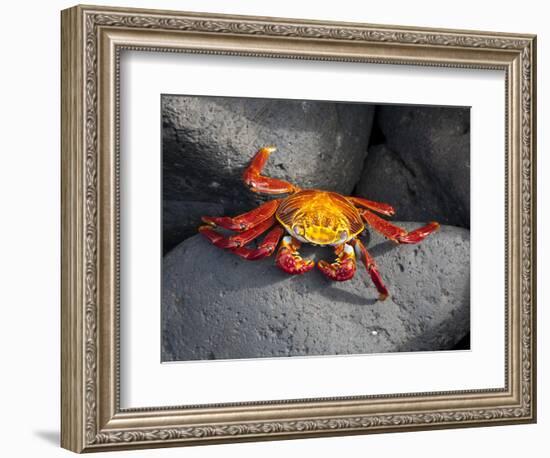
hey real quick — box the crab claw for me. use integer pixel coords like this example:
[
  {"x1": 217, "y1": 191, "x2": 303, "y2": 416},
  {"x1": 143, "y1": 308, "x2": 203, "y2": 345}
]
[
  {"x1": 243, "y1": 147, "x2": 300, "y2": 195},
  {"x1": 318, "y1": 244, "x2": 357, "y2": 281},
  {"x1": 275, "y1": 236, "x2": 314, "y2": 275}
]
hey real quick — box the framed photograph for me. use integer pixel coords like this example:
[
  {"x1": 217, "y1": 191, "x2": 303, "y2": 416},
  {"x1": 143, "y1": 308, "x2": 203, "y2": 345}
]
[{"x1": 61, "y1": 4, "x2": 537, "y2": 453}]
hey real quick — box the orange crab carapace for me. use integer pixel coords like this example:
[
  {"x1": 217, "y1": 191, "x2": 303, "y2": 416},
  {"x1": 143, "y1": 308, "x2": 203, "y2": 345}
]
[{"x1": 199, "y1": 146, "x2": 440, "y2": 300}]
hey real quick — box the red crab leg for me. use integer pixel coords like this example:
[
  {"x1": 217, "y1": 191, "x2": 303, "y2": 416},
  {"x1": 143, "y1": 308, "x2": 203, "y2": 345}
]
[
  {"x1": 317, "y1": 244, "x2": 357, "y2": 281},
  {"x1": 347, "y1": 196, "x2": 396, "y2": 217},
  {"x1": 359, "y1": 209, "x2": 440, "y2": 244},
  {"x1": 243, "y1": 147, "x2": 300, "y2": 195},
  {"x1": 275, "y1": 236, "x2": 315, "y2": 275},
  {"x1": 351, "y1": 238, "x2": 389, "y2": 301},
  {"x1": 199, "y1": 216, "x2": 275, "y2": 249},
  {"x1": 202, "y1": 199, "x2": 281, "y2": 232},
  {"x1": 231, "y1": 226, "x2": 285, "y2": 260}
]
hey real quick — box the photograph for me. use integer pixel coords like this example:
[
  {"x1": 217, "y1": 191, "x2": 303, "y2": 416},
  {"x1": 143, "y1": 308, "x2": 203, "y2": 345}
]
[{"x1": 161, "y1": 95, "x2": 471, "y2": 362}]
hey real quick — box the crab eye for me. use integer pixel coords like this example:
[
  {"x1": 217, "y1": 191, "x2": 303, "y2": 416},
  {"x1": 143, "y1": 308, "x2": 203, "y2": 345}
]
[
  {"x1": 293, "y1": 225, "x2": 304, "y2": 236},
  {"x1": 339, "y1": 230, "x2": 348, "y2": 242}
]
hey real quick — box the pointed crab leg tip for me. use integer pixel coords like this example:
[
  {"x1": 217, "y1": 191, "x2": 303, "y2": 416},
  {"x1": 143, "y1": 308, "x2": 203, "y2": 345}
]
[
  {"x1": 198, "y1": 225, "x2": 219, "y2": 239},
  {"x1": 201, "y1": 217, "x2": 215, "y2": 226},
  {"x1": 198, "y1": 225, "x2": 220, "y2": 243},
  {"x1": 263, "y1": 146, "x2": 277, "y2": 153},
  {"x1": 378, "y1": 293, "x2": 389, "y2": 301}
]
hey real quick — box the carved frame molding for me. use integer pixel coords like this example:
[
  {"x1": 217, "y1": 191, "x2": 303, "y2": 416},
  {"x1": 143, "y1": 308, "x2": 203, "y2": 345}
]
[{"x1": 61, "y1": 5, "x2": 536, "y2": 453}]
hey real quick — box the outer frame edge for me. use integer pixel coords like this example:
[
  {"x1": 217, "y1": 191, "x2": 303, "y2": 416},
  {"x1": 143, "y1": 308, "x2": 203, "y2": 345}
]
[{"x1": 61, "y1": 5, "x2": 86, "y2": 454}]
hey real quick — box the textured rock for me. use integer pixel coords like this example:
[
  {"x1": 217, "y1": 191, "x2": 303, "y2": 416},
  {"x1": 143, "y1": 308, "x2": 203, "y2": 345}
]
[
  {"x1": 356, "y1": 144, "x2": 454, "y2": 226},
  {"x1": 163, "y1": 200, "x2": 224, "y2": 255},
  {"x1": 357, "y1": 106, "x2": 470, "y2": 228},
  {"x1": 162, "y1": 223, "x2": 470, "y2": 361},
  {"x1": 162, "y1": 95, "x2": 374, "y2": 212}
]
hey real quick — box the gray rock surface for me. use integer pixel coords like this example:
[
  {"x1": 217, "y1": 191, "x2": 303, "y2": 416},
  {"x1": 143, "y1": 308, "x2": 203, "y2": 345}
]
[
  {"x1": 162, "y1": 95, "x2": 374, "y2": 212},
  {"x1": 162, "y1": 223, "x2": 470, "y2": 361},
  {"x1": 163, "y1": 200, "x2": 224, "y2": 255},
  {"x1": 357, "y1": 106, "x2": 470, "y2": 228},
  {"x1": 356, "y1": 144, "x2": 455, "y2": 226}
]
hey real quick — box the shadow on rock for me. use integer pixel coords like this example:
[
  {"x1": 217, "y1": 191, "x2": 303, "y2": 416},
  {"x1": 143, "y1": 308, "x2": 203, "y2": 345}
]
[{"x1": 369, "y1": 240, "x2": 399, "y2": 258}]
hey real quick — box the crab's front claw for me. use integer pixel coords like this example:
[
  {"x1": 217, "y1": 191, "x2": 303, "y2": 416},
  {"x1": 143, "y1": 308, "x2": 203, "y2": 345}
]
[
  {"x1": 243, "y1": 147, "x2": 300, "y2": 195},
  {"x1": 317, "y1": 244, "x2": 356, "y2": 281},
  {"x1": 276, "y1": 236, "x2": 314, "y2": 275}
]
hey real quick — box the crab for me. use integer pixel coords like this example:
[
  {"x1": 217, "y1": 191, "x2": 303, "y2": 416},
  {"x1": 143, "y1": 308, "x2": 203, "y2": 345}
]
[{"x1": 199, "y1": 146, "x2": 439, "y2": 300}]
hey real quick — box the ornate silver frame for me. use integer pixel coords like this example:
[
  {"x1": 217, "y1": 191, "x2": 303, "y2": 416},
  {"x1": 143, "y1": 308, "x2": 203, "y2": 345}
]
[{"x1": 61, "y1": 4, "x2": 536, "y2": 453}]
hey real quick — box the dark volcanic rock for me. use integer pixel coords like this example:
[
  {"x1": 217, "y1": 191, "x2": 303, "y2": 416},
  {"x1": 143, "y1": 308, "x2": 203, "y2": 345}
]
[
  {"x1": 162, "y1": 223, "x2": 470, "y2": 361},
  {"x1": 163, "y1": 200, "x2": 224, "y2": 255},
  {"x1": 356, "y1": 144, "x2": 453, "y2": 226},
  {"x1": 357, "y1": 105, "x2": 470, "y2": 228},
  {"x1": 162, "y1": 95, "x2": 374, "y2": 212}
]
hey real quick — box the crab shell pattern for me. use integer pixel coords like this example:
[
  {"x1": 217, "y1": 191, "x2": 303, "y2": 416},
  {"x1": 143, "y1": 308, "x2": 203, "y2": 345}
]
[{"x1": 199, "y1": 147, "x2": 439, "y2": 301}]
